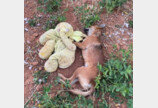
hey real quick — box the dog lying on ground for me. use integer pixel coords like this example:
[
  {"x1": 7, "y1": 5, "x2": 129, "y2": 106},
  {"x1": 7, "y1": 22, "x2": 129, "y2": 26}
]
[{"x1": 58, "y1": 24, "x2": 105, "y2": 96}]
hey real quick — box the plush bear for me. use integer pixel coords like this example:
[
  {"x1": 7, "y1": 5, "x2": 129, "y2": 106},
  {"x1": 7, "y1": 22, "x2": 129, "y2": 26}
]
[{"x1": 38, "y1": 22, "x2": 86, "y2": 72}]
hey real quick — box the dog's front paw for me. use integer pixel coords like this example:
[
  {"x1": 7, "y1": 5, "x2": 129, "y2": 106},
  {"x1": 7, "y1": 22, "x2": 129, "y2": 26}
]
[{"x1": 74, "y1": 42, "x2": 78, "y2": 45}]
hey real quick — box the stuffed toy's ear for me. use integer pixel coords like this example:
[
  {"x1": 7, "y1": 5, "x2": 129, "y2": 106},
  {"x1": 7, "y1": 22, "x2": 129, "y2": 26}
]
[
  {"x1": 70, "y1": 31, "x2": 87, "y2": 42},
  {"x1": 39, "y1": 29, "x2": 58, "y2": 45}
]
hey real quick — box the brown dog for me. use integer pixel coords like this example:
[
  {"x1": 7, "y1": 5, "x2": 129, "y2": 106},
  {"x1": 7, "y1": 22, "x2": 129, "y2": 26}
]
[{"x1": 58, "y1": 24, "x2": 105, "y2": 96}]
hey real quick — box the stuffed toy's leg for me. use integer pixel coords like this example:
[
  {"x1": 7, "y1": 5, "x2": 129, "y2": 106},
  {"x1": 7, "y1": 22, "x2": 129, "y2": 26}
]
[
  {"x1": 44, "y1": 53, "x2": 60, "y2": 72},
  {"x1": 39, "y1": 40, "x2": 56, "y2": 59},
  {"x1": 58, "y1": 49, "x2": 75, "y2": 69},
  {"x1": 44, "y1": 59, "x2": 58, "y2": 72},
  {"x1": 44, "y1": 50, "x2": 75, "y2": 72}
]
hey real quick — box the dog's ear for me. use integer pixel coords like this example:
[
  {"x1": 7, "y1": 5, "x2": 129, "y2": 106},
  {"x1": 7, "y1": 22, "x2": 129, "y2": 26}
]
[
  {"x1": 84, "y1": 28, "x2": 89, "y2": 35},
  {"x1": 97, "y1": 24, "x2": 106, "y2": 29}
]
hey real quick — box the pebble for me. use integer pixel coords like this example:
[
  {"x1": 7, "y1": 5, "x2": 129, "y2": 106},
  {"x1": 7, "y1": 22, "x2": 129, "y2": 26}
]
[
  {"x1": 122, "y1": 38, "x2": 127, "y2": 41},
  {"x1": 24, "y1": 18, "x2": 28, "y2": 21},
  {"x1": 122, "y1": 12, "x2": 124, "y2": 16},
  {"x1": 34, "y1": 68, "x2": 37, "y2": 71},
  {"x1": 37, "y1": 23, "x2": 40, "y2": 26},
  {"x1": 29, "y1": 65, "x2": 33, "y2": 70},
  {"x1": 120, "y1": 28, "x2": 124, "y2": 34},
  {"x1": 33, "y1": 33, "x2": 38, "y2": 37},
  {"x1": 27, "y1": 40, "x2": 31, "y2": 44},
  {"x1": 31, "y1": 62, "x2": 38, "y2": 66},
  {"x1": 113, "y1": 31, "x2": 119, "y2": 36},
  {"x1": 24, "y1": 28, "x2": 28, "y2": 32},
  {"x1": 24, "y1": 60, "x2": 29, "y2": 65},
  {"x1": 39, "y1": 67, "x2": 42, "y2": 70},
  {"x1": 124, "y1": 22, "x2": 129, "y2": 28}
]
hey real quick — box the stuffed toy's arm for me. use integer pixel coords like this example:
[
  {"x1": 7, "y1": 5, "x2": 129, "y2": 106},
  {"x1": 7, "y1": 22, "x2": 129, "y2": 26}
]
[
  {"x1": 39, "y1": 29, "x2": 58, "y2": 45},
  {"x1": 70, "y1": 31, "x2": 87, "y2": 42},
  {"x1": 60, "y1": 34, "x2": 76, "y2": 51}
]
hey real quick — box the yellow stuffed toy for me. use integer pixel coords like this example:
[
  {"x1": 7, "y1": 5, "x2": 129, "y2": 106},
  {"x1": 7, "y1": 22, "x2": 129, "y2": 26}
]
[{"x1": 38, "y1": 22, "x2": 86, "y2": 72}]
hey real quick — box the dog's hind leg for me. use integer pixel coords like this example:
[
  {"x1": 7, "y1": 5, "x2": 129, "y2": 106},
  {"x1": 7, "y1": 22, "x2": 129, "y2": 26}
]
[
  {"x1": 71, "y1": 78, "x2": 78, "y2": 85},
  {"x1": 69, "y1": 75, "x2": 94, "y2": 96},
  {"x1": 58, "y1": 71, "x2": 78, "y2": 85},
  {"x1": 58, "y1": 66, "x2": 85, "y2": 84},
  {"x1": 58, "y1": 72, "x2": 76, "y2": 81},
  {"x1": 69, "y1": 85, "x2": 94, "y2": 96},
  {"x1": 79, "y1": 76, "x2": 91, "y2": 91}
]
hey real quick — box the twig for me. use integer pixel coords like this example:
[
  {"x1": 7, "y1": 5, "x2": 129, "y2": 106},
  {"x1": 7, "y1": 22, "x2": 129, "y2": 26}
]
[{"x1": 24, "y1": 84, "x2": 39, "y2": 107}]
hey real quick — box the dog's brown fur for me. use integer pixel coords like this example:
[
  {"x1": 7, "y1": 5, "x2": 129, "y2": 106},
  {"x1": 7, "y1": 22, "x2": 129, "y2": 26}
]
[{"x1": 58, "y1": 24, "x2": 105, "y2": 96}]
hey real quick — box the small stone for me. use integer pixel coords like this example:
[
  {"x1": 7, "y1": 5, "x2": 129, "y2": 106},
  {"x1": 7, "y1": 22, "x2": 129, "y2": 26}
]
[
  {"x1": 39, "y1": 67, "x2": 42, "y2": 70},
  {"x1": 38, "y1": 79, "x2": 42, "y2": 83},
  {"x1": 24, "y1": 60, "x2": 29, "y2": 65},
  {"x1": 29, "y1": 65, "x2": 33, "y2": 70},
  {"x1": 33, "y1": 33, "x2": 38, "y2": 37},
  {"x1": 24, "y1": 28, "x2": 28, "y2": 32},
  {"x1": 27, "y1": 40, "x2": 30, "y2": 44},
  {"x1": 32, "y1": 62, "x2": 38, "y2": 66},
  {"x1": 37, "y1": 23, "x2": 40, "y2": 26},
  {"x1": 24, "y1": 18, "x2": 28, "y2": 21}
]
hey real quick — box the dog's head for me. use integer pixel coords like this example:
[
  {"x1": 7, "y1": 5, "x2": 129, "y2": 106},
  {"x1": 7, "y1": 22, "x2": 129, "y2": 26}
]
[{"x1": 84, "y1": 24, "x2": 106, "y2": 37}]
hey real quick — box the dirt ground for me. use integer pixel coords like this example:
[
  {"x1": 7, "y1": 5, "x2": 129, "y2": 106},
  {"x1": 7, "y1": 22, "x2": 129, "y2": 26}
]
[{"x1": 24, "y1": 0, "x2": 133, "y2": 107}]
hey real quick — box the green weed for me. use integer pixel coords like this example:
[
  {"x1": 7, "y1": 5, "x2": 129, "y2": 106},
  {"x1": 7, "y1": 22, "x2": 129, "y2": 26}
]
[
  {"x1": 127, "y1": 98, "x2": 133, "y2": 108},
  {"x1": 32, "y1": 85, "x2": 54, "y2": 107},
  {"x1": 95, "y1": 44, "x2": 133, "y2": 104},
  {"x1": 38, "y1": 0, "x2": 67, "y2": 30},
  {"x1": 28, "y1": 45, "x2": 133, "y2": 107},
  {"x1": 33, "y1": 71, "x2": 50, "y2": 84},
  {"x1": 37, "y1": 0, "x2": 62, "y2": 13},
  {"x1": 54, "y1": 76, "x2": 61, "y2": 86},
  {"x1": 31, "y1": 85, "x2": 95, "y2": 107},
  {"x1": 128, "y1": 20, "x2": 133, "y2": 28},
  {"x1": 28, "y1": 18, "x2": 37, "y2": 27},
  {"x1": 74, "y1": 4, "x2": 101, "y2": 28},
  {"x1": 43, "y1": 10, "x2": 67, "y2": 30},
  {"x1": 99, "y1": 0, "x2": 127, "y2": 13},
  {"x1": 29, "y1": 0, "x2": 67, "y2": 30}
]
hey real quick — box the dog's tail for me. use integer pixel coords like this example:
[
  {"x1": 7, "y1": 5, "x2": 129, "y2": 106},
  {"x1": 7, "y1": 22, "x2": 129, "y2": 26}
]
[{"x1": 69, "y1": 85, "x2": 94, "y2": 96}]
